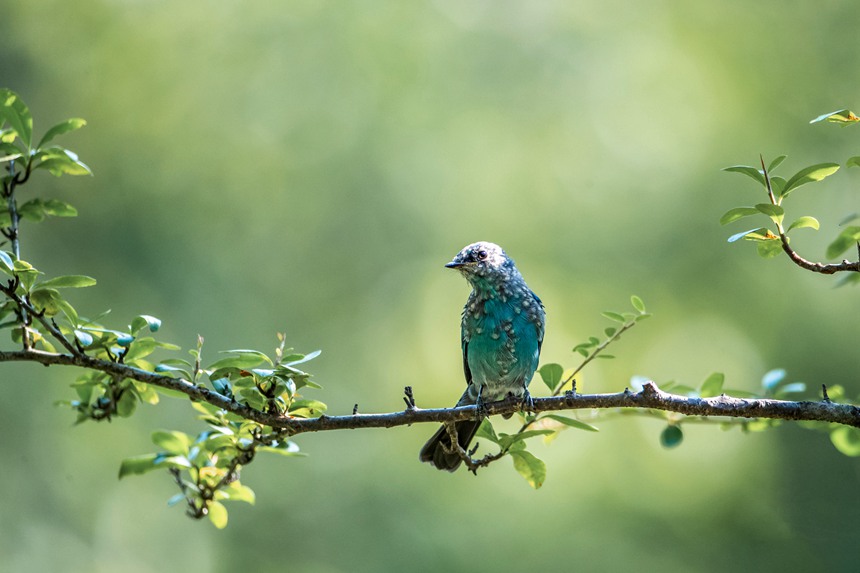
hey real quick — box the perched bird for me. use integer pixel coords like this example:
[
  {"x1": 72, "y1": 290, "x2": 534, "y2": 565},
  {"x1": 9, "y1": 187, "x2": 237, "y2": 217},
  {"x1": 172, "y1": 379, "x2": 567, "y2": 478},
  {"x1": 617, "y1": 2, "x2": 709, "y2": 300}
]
[{"x1": 419, "y1": 241, "x2": 545, "y2": 471}]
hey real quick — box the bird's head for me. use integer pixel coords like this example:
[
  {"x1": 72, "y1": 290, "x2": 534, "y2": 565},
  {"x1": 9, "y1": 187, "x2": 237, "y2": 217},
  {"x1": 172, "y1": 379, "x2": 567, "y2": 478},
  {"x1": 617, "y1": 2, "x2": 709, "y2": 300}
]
[{"x1": 445, "y1": 242, "x2": 513, "y2": 283}]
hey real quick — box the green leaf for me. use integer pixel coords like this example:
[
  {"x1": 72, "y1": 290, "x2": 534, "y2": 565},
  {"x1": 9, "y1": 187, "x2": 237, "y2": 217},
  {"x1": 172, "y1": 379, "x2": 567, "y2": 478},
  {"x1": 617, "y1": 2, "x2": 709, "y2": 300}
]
[
  {"x1": 208, "y1": 350, "x2": 271, "y2": 371},
  {"x1": 0, "y1": 89, "x2": 33, "y2": 147},
  {"x1": 207, "y1": 501, "x2": 228, "y2": 529},
  {"x1": 284, "y1": 349, "x2": 322, "y2": 366},
  {"x1": 830, "y1": 427, "x2": 860, "y2": 457},
  {"x1": 74, "y1": 329, "x2": 94, "y2": 347},
  {"x1": 258, "y1": 440, "x2": 303, "y2": 457},
  {"x1": 37, "y1": 118, "x2": 86, "y2": 148},
  {"x1": 774, "y1": 382, "x2": 806, "y2": 397},
  {"x1": 152, "y1": 430, "x2": 191, "y2": 455},
  {"x1": 781, "y1": 163, "x2": 840, "y2": 197},
  {"x1": 846, "y1": 157, "x2": 860, "y2": 168},
  {"x1": 630, "y1": 295, "x2": 646, "y2": 313},
  {"x1": 601, "y1": 311, "x2": 625, "y2": 323},
  {"x1": 0, "y1": 141, "x2": 24, "y2": 162},
  {"x1": 0, "y1": 251, "x2": 13, "y2": 274},
  {"x1": 538, "y1": 363, "x2": 563, "y2": 391},
  {"x1": 719, "y1": 207, "x2": 761, "y2": 226},
  {"x1": 756, "y1": 239, "x2": 784, "y2": 259},
  {"x1": 219, "y1": 482, "x2": 256, "y2": 505},
  {"x1": 699, "y1": 372, "x2": 725, "y2": 398},
  {"x1": 809, "y1": 109, "x2": 860, "y2": 125},
  {"x1": 826, "y1": 226, "x2": 860, "y2": 259},
  {"x1": 475, "y1": 419, "x2": 499, "y2": 443},
  {"x1": 723, "y1": 165, "x2": 765, "y2": 186},
  {"x1": 767, "y1": 155, "x2": 787, "y2": 172},
  {"x1": 839, "y1": 213, "x2": 859, "y2": 226},
  {"x1": 762, "y1": 369, "x2": 786, "y2": 391},
  {"x1": 37, "y1": 275, "x2": 96, "y2": 289},
  {"x1": 131, "y1": 314, "x2": 161, "y2": 334},
  {"x1": 116, "y1": 390, "x2": 137, "y2": 417},
  {"x1": 727, "y1": 228, "x2": 767, "y2": 243},
  {"x1": 118, "y1": 454, "x2": 159, "y2": 478},
  {"x1": 288, "y1": 399, "x2": 327, "y2": 418},
  {"x1": 33, "y1": 147, "x2": 92, "y2": 177},
  {"x1": 755, "y1": 203, "x2": 784, "y2": 223},
  {"x1": 660, "y1": 425, "x2": 683, "y2": 448},
  {"x1": 786, "y1": 216, "x2": 820, "y2": 233},
  {"x1": 544, "y1": 414, "x2": 599, "y2": 432},
  {"x1": 510, "y1": 450, "x2": 546, "y2": 489}
]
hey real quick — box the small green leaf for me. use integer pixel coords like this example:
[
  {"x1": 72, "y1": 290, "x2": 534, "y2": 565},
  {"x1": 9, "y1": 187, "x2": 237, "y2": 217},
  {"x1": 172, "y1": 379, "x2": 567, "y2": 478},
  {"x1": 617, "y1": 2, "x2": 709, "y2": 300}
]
[
  {"x1": 545, "y1": 414, "x2": 599, "y2": 432},
  {"x1": 131, "y1": 314, "x2": 161, "y2": 334},
  {"x1": 510, "y1": 449, "x2": 546, "y2": 489},
  {"x1": 809, "y1": 109, "x2": 860, "y2": 125},
  {"x1": 152, "y1": 430, "x2": 191, "y2": 455},
  {"x1": 727, "y1": 228, "x2": 767, "y2": 243},
  {"x1": 37, "y1": 275, "x2": 96, "y2": 289},
  {"x1": 219, "y1": 482, "x2": 256, "y2": 505},
  {"x1": 826, "y1": 226, "x2": 860, "y2": 259},
  {"x1": 207, "y1": 501, "x2": 228, "y2": 529},
  {"x1": 755, "y1": 203, "x2": 784, "y2": 222},
  {"x1": 786, "y1": 216, "x2": 820, "y2": 233},
  {"x1": 0, "y1": 89, "x2": 33, "y2": 147},
  {"x1": 118, "y1": 454, "x2": 159, "y2": 478},
  {"x1": 846, "y1": 156, "x2": 860, "y2": 168},
  {"x1": 660, "y1": 425, "x2": 683, "y2": 448},
  {"x1": 258, "y1": 440, "x2": 303, "y2": 457},
  {"x1": 37, "y1": 118, "x2": 86, "y2": 148},
  {"x1": 0, "y1": 251, "x2": 13, "y2": 273},
  {"x1": 630, "y1": 295, "x2": 646, "y2": 313},
  {"x1": 719, "y1": 207, "x2": 761, "y2": 226},
  {"x1": 116, "y1": 390, "x2": 137, "y2": 417},
  {"x1": 762, "y1": 369, "x2": 786, "y2": 391},
  {"x1": 699, "y1": 372, "x2": 725, "y2": 397},
  {"x1": 830, "y1": 426, "x2": 860, "y2": 457},
  {"x1": 781, "y1": 163, "x2": 840, "y2": 197},
  {"x1": 601, "y1": 311, "x2": 625, "y2": 323},
  {"x1": 538, "y1": 363, "x2": 564, "y2": 392},
  {"x1": 723, "y1": 165, "x2": 765, "y2": 186},
  {"x1": 475, "y1": 419, "x2": 499, "y2": 443},
  {"x1": 288, "y1": 399, "x2": 327, "y2": 418},
  {"x1": 74, "y1": 329, "x2": 93, "y2": 347},
  {"x1": 757, "y1": 239, "x2": 784, "y2": 259},
  {"x1": 838, "y1": 213, "x2": 859, "y2": 226},
  {"x1": 774, "y1": 382, "x2": 806, "y2": 397},
  {"x1": 767, "y1": 155, "x2": 787, "y2": 172}
]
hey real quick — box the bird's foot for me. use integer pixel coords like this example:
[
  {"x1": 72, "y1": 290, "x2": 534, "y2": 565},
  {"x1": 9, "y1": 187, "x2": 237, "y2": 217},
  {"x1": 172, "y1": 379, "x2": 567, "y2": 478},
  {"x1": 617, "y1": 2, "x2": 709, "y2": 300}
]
[
  {"x1": 474, "y1": 394, "x2": 489, "y2": 421},
  {"x1": 520, "y1": 390, "x2": 535, "y2": 414}
]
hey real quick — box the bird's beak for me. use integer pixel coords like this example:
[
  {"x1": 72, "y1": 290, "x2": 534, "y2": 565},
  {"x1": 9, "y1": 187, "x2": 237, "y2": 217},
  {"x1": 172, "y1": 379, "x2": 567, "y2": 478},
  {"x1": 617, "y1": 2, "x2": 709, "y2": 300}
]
[{"x1": 445, "y1": 260, "x2": 465, "y2": 269}]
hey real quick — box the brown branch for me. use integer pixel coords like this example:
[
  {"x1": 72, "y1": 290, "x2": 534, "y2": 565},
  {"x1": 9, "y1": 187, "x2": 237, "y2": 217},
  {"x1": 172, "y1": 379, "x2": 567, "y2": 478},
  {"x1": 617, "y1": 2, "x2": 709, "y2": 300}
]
[
  {"x1": 759, "y1": 156, "x2": 860, "y2": 275},
  {"x1": 2, "y1": 349, "x2": 858, "y2": 431},
  {"x1": 776, "y1": 237, "x2": 860, "y2": 274}
]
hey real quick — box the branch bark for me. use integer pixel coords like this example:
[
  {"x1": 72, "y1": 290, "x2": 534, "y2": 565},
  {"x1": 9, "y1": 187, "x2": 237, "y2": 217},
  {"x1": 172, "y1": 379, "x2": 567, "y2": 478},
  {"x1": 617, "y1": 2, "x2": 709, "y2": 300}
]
[{"x1": 4, "y1": 349, "x2": 859, "y2": 431}]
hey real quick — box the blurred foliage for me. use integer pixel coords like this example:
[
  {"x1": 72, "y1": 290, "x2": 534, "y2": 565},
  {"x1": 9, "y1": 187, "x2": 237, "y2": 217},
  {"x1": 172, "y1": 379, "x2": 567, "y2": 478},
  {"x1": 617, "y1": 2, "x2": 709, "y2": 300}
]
[{"x1": 2, "y1": 1, "x2": 860, "y2": 572}]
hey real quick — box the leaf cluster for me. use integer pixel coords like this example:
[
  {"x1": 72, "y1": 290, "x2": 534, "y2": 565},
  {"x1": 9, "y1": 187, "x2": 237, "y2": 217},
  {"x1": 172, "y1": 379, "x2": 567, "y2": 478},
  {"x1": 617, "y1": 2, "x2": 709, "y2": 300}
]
[{"x1": 721, "y1": 110, "x2": 860, "y2": 285}]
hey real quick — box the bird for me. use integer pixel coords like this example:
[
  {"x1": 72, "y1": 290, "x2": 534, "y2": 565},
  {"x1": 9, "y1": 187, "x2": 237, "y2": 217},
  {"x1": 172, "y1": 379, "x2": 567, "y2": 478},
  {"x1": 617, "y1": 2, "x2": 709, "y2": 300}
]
[{"x1": 419, "y1": 241, "x2": 545, "y2": 471}]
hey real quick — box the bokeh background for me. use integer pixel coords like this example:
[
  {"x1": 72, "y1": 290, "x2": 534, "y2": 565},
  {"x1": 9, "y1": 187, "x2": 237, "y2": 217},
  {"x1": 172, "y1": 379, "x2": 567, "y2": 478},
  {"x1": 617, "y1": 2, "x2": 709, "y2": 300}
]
[{"x1": 1, "y1": 1, "x2": 859, "y2": 572}]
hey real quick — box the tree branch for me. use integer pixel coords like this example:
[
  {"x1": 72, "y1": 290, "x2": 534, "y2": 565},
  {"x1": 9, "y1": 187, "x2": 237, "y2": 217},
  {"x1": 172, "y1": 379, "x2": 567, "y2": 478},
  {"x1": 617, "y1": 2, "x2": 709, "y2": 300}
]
[
  {"x1": 3, "y1": 349, "x2": 858, "y2": 431},
  {"x1": 759, "y1": 156, "x2": 860, "y2": 275}
]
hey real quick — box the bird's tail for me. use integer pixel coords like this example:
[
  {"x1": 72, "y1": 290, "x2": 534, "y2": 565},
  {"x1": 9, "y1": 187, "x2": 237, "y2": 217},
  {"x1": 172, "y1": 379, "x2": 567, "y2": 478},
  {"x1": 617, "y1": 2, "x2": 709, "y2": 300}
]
[{"x1": 418, "y1": 419, "x2": 481, "y2": 472}]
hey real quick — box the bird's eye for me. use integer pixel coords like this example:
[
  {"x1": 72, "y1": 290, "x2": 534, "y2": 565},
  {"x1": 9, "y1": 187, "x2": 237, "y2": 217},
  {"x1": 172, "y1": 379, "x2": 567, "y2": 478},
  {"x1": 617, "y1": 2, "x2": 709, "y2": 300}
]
[{"x1": 477, "y1": 249, "x2": 488, "y2": 260}]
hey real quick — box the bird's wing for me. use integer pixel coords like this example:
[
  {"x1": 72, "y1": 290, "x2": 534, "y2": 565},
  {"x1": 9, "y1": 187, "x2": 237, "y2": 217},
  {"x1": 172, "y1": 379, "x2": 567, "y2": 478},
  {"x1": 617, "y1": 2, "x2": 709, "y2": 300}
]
[
  {"x1": 461, "y1": 335, "x2": 473, "y2": 388},
  {"x1": 531, "y1": 289, "x2": 546, "y2": 354}
]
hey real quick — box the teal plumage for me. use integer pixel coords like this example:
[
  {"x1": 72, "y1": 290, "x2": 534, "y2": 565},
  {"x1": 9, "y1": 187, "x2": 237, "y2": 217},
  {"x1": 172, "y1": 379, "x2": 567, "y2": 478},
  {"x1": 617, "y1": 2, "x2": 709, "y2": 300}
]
[{"x1": 420, "y1": 242, "x2": 545, "y2": 471}]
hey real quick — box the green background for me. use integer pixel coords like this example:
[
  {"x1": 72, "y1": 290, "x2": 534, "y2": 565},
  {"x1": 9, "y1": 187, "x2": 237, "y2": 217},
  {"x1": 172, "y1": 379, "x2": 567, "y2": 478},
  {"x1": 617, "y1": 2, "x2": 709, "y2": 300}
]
[{"x1": 1, "y1": 1, "x2": 858, "y2": 571}]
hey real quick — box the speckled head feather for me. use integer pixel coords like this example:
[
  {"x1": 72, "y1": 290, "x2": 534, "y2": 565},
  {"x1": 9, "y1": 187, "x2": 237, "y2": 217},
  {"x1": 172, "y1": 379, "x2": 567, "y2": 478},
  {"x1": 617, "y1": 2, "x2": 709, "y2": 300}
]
[{"x1": 444, "y1": 241, "x2": 515, "y2": 285}]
